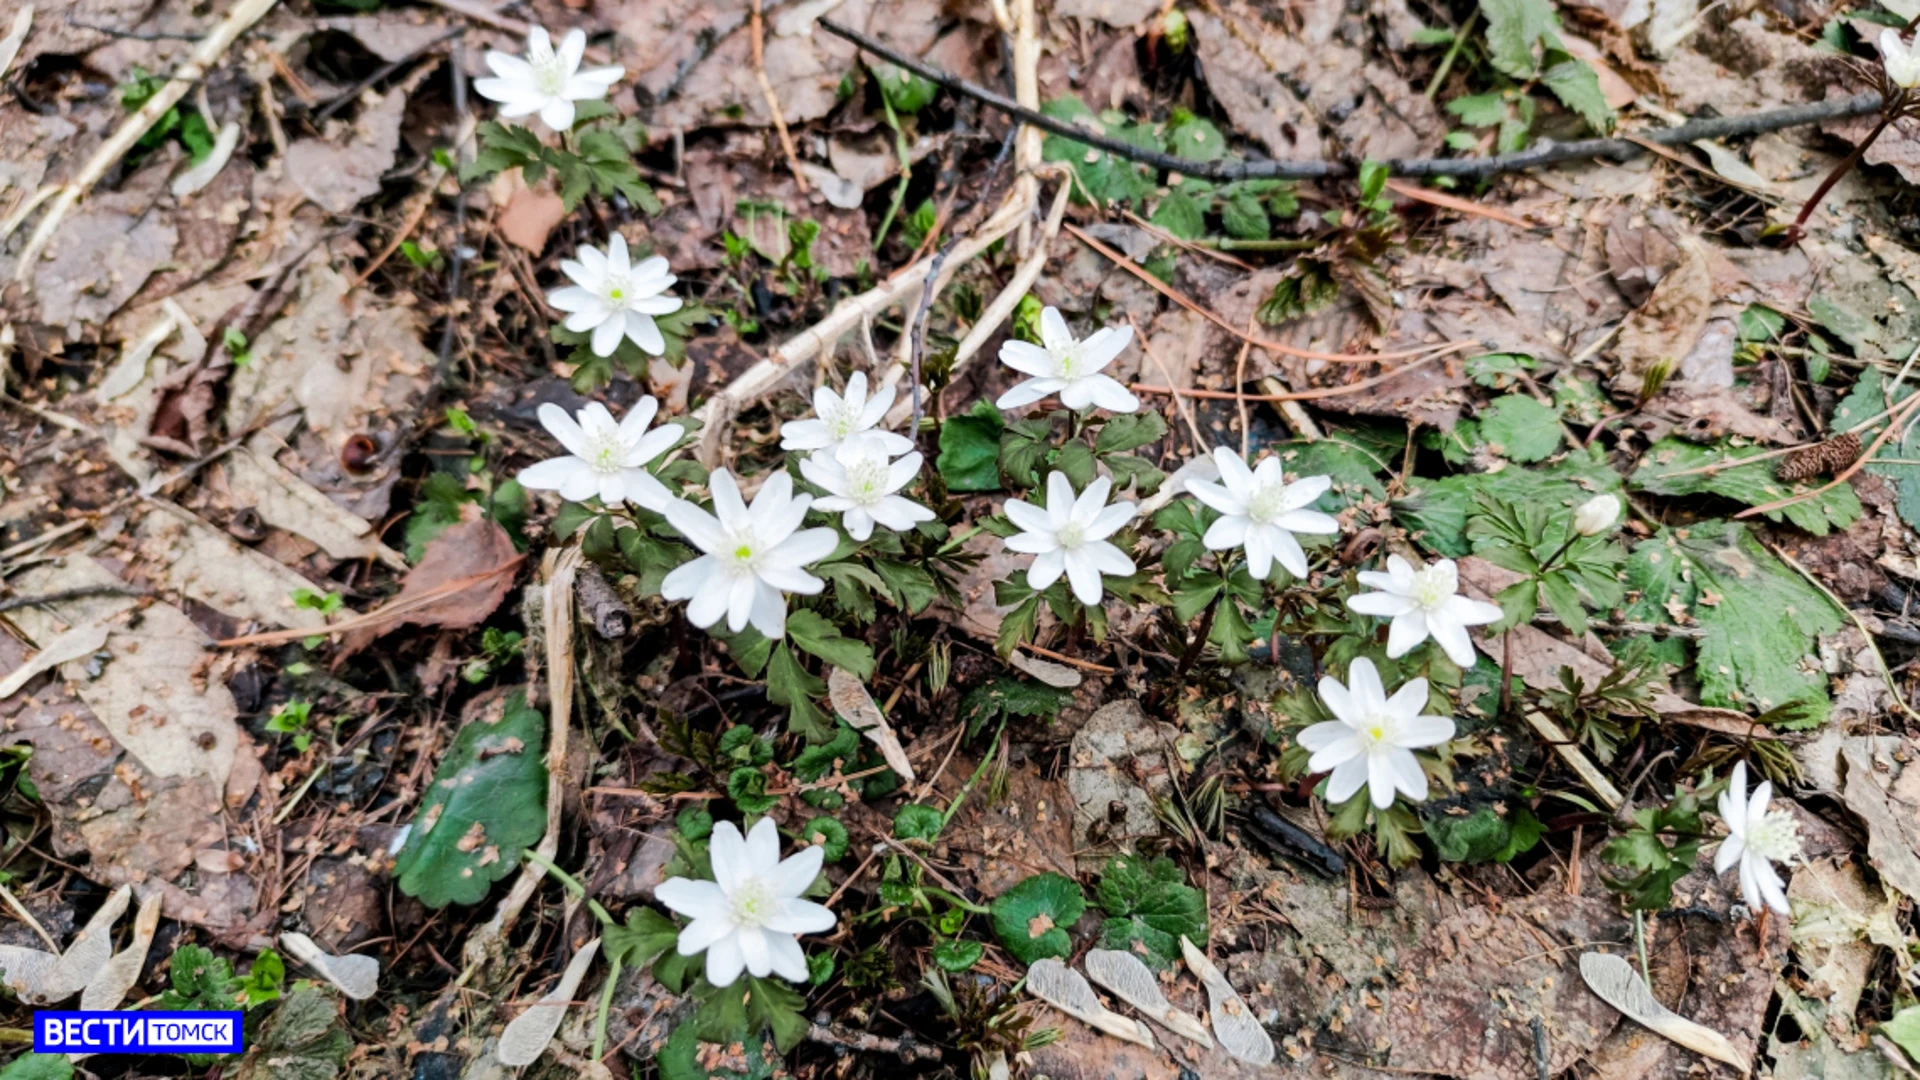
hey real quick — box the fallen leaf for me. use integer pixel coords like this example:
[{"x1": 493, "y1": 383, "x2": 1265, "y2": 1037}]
[
  {"x1": 1581, "y1": 952, "x2": 1750, "y2": 1072},
  {"x1": 285, "y1": 86, "x2": 408, "y2": 214},
  {"x1": 1026, "y1": 958, "x2": 1156, "y2": 1049},
  {"x1": 826, "y1": 667, "x2": 915, "y2": 782},
  {"x1": 498, "y1": 938, "x2": 601, "y2": 1067},
  {"x1": 347, "y1": 519, "x2": 519, "y2": 651},
  {"x1": 1010, "y1": 651, "x2": 1083, "y2": 689},
  {"x1": 498, "y1": 183, "x2": 568, "y2": 255},
  {"x1": 1840, "y1": 736, "x2": 1920, "y2": 903}
]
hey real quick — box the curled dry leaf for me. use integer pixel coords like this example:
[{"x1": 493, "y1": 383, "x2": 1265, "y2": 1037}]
[
  {"x1": 1026, "y1": 958, "x2": 1156, "y2": 1049},
  {"x1": 1010, "y1": 650, "x2": 1083, "y2": 690},
  {"x1": 1179, "y1": 935, "x2": 1274, "y2": 1066},
  {"x1": 280, "y1": 932, "x2": 380, "y2": 1001},
  {"x1": 36, "y1": 885, "x2": 133, "y2": 1003},
  {"x1": 80, "y1": 889, "x2": 163, "y2": 1011},
  {"x1": 1579, "y1": 952, "x2": 1749, "y2": 1073},
  {"x1": 827, "y1": 667, "x2": 915, "y2": 783},
  {"x1": 498, "y1": 937, "x2": 601, "y2": 1067},
  {"x1": 1083, "y1": 948, "x2": 1212, "y2": 1047}
]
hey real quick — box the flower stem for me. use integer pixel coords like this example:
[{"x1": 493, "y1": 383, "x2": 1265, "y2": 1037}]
[
  {"x1": 591, "y1": 954, "x2": 622, "y2": 1063},
  {"x1": 520, "y1": 848, "x2": 615, "y2": 927},
  {"x1": 1787, "y1": 104, "x2": 1899, "y2": 241},
  {"x1": 1634, "y1": 908, "x2": 1651, "y2": 988},
  {"x1": 924, "y1": 886, "x2": 992, "y2": 915}
]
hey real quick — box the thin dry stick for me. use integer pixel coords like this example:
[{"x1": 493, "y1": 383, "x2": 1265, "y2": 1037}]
[
  {"x1": 1129, "y1": 313, "x2": 1209, "y2": 451},
  {"x1": 1130, "y1": 346, "x2": 1463, "y2": 403},
  {"x1": 1766, "y1": 539, "x2": 1920, "y2": 725},
  {"x1": 751, "y1": 0, "x2": 808, "y2": 194},
  {"x1": 1233, "y1": 314, "x2": 1256, "y2": 457},
  {"x1": 0, "y1": 881, "x2": 59, "y2": 951},
  {"x1": 1065, "y1": 223, "x2": 1450, "y2": 363},
  {"x1": 14, "y1": 0, "x2": 281, "y2": 281}
]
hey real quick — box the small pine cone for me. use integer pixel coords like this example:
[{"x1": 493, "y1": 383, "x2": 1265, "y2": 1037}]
[{"x1": 1775, "y1": 431, "x2": 1862, "y2": 482}]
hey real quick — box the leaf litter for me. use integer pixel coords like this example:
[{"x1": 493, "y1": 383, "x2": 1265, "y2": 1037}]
[{"x1": 4, "y1": 0, "x2": 1920, "y2": 1077}]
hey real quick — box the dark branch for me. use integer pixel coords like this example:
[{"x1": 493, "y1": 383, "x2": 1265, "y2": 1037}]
[{"x1": 816, "y1": 17, "x2": 1882, "y2": 181}]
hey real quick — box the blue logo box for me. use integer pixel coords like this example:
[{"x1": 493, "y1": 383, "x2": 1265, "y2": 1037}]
[{"x1": 34, "y1": 1011, "x2": 244, "y2": 1054}]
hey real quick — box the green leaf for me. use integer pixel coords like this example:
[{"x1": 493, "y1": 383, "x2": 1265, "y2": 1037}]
[
  {"x1": 1094, "y1": 856, "x2": 1208, "y2": 968},
  {"x1": 1623, "y1": 522, "x2": 1843, "y2": 724},
  {"x1": 1541, "y1": 55, "x2": 1615, "y2": 132},
  {"x1": 232, "y1": 987, "x2": 350, "y2": 1080},
  {"x1": 1221, "y1": 189, "x2": 1270, "y2": 240},
  {"x1": 1284, "y1": 435, "x2": 1393, "y2": 513},
  {"x1": 876, "y1": 63, "x2": 938, "y2": 113},
  {"x1": 894, "y1": 803, "x2": 945, "y2": 841},
  {"x1": 1093, "y1": 412, "x2": 1168, "y2": 455},
  {"x1": 156, "y1": 943, "x2": 238, "y2": 1010},
  {"x1": 785, "y1": 610, "x2": 875, "y2": 680},
  {"x1": 1164, "y1": 109, "x2": 1226, "y2": 162},
  {"x1": 392, "y1": 693, "x2": 548, "y2": 907},
  {"x1": 1737, "y1": 305, "x2": 1787, "y2": 343},
  {"x1": 406, "y1": 472, "x2": 476, "y2": 562},
  {"x1": 956, "y1": 676, "x2": 1073, "y2": 740},
  {"x1": 1630, "y1": 437, "x2": 1861, "y2": 536},
  {"x1": 0, "y1": 1055, "x2": 72, "y2": 1080},
  {"x1": 696, "y1": 975, "x2": 811, "y2": 1055},
  {"x1": 1257, "y1": 260, "x2": 1340, "y2": 325},
  {"x1": 1883, "y1": 1005, "x2": 1920, "y2": 1063},
  {"x1": 767, "y1": 644, "x2": 833, "y2": 743},
  {"x1": 933, "y1": 939, "x2": 985, "y2": 972},
  {"x1": 937, "y1": 400, "x2": 1006, "y2": 492},
  {"x1": 1423, "y1": 805, "x2": 1543, "y2": 863},
  {"x1": 1476, "y1": 394, "x2": 1563, "y2": 463},
  {"x1": 802, "y1": 816, "x2": 851, "y2": 862},
  {"x1": 1053, "y1": 440, "x2": 1097, "y2": 489},
  {"x1": 991, "y1": 872, "x2": 1086, "y2": 965},
  {"x1": 1150, "y1": 189, "x2": 1206, "y2": 240},
  {"x1": 1834, "y1": 366, "x2": 1920, "y2": 531},
  {"x1": 606, "y1": 907, "x2": 681, "y2": 969},
  {"x1": 871, "y1": 560, "x2": 940, "y2": 614},
  {"x1": 1039, "y1": 96, "x2": 1160, "y2": 208},
  {"x1": 1395, "y1": 446, "x2": 1622, "y2": 557},
  {"x1": 728, "y1": 767, "x2": 778, "y2": 814},
  {"x1": 1479, "y1": 0, "x2": 1560, "y2": 77}
]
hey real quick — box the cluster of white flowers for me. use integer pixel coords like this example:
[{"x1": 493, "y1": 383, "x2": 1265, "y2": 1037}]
[{"x1": 782, "y1": 373, "x2": 933, "y2": 542}]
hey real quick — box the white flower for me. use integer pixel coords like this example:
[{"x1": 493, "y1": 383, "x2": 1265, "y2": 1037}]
[
  {"x1": 1004, "y1": 472, "x2": 1137, "y2": 606},
  {"x1": 778, "y1": 372, "x2": 914, "y2": 463},
  {"x1": 1345, "y1": 554, "x2": 1503, "y2": 668},
  {"x1": 655, "y1": 817, "x2": 836, "y2": 987},
  {"x1": 661, "y1": 470, "x2": 838, "y2": 639},
  {"x1": 1298, "y1": 657, "x2": 1454, "y2": 810},
  {"x1": 549, "y1": 234, "x2": 681, "y2": 358},
  {"x1": 1572, "y1": 493, "x2": 1621, "y2": 537},
  {"x1": 473, "y1": 27, "x2": 624, "y2": 132},
  {"x1": 517, "y1": 397, "x2": 680, "y2": 509},
  {"x1": 1884, "y1": 29, "x2": 1920, "y2": 89},
  {"x1": 996, "y1": 306, "x2": 1139, "y2": 413},
  {"x1": 1185, "y1": 447, "x2": 1339, "y2": 581},
  {"x1": 1714, "y1": 760, "x2": 1800, "y2": 916},
  {"x1": 799, "y1": 450, "x2": 934, "y2": 541}
]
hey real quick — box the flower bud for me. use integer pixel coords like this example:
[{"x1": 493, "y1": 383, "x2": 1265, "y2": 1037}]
[{"x1": 1572, "y1": 494, "x2": 1621, "y2": 537}]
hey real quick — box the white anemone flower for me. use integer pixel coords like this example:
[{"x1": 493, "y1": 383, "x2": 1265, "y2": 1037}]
[
  {"x1": 550, "y1": 234, "x2": 681, "y2": 358},
  {"x1": 1572, "y1": 493, "x2": 1622, "y2": 537},
  {"x1": 655, "y1": 817, "x2": 836, "y2": 987},
  {"x1": 996, "y1": 306, "x2": 1139, "y2": 413},
  {"x1": 1345, "y1": 554, "x2": 1504, "y2": 668},
  {"x1": 473, "y1": 27, "x2": 624, "y2": 132},
  {"x1": 1185, "y1": 448, "x2": 1339, "y2": 581},
  {"x1": 517, "y1": 397, "x2": 680, "y2": 509},
  {"x1": 1884, "y1": 29, "x2": 1920, "y2": 89},
  {"x1": 1298, "y1": 657, "x2": 1454, "y2": 810},
  {"x1": 661, "y1": 470, "x2": 838, "y2": 639},
  {"x1": 799, "y1": 450, "x2": 934, "y2": 541},
  {"x1": 1004, "y1": 472, "x2": 1137, "y2": 605},
  {"x1": 1714, "y1": 760, "x2": 1801, "y2": 916},
  {"x1": 778, "y1": 372, "x2": 914, "y2": 462}
]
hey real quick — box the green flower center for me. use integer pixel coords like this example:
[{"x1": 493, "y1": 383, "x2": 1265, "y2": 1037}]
[
  {"x1": 1055, "y1": 521, "x2": 1086, "y2": 549},
  {"x1": 845, "y1": 459, "x2": 890, "y2": 505},
  {"x1": 1247, "y1": 482, "x2": 1288, "y2": 524},
  {"x1": 583, "y1": 432, "x2": 623, "y2": 475},
  {"x1": 727, "y1": 877, "x2": 777, "y2": 928},
  {"x1": 1409, "y1": 568, "x2": 1453, "y2": 611},
  {"x1": 602, "y1": 274, "x2": 631, "y2": 306}
]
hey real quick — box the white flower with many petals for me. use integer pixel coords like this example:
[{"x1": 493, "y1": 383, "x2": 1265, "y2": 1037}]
[
  {"x1": 1299, "y1": 657, "x2": 1454, "y2": 810},
  {"x1": 1345, "y1": 554, "x2": 1503, "y2": 668},
  {"x1": 518, "y1": 398, "x2": 679, "y2": 509},
  {"x1": 655, "y1": 817, "x2": 836, "y2": 987},
  {"x1": 778, "y1": 372, "x2": 914, "y2": 463},
  {"x1": 799, "y1": 450, "x2": 933, "y2": 541},
  {"x1": 1004, "y1": 472, "x2": 1137, "y2": 605},
  {"x1": 1185, "y1": 448, "x2": 1338, "y2": 581},
  {"x1": 1714, "y1": 760, "x2": 1800, "y2": 916},
  {"x1": 549, "y1": 234, "x2": 681, "y2": 358},
  {"x1": 474, "y1": 27, "x2": 624, "y2": 132},
  {"x1": 996, "y1": 307, "x2": 1139, "y2": 413},
  {"x1": 1884, "y1": 29, "x2": 1920, "y2": 89},
  {"x1": 661, "y1": 470, "x2": 838, "y2": 639}
]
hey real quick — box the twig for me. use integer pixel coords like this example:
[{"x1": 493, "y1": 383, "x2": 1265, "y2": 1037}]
[
  {"x1": 808, "y1": 1022, "x2": 942, "y2": 1062},
  {"x1": 13, "y1": 0, "x2": 281, "y2": 280},
  {"x1": 751, "y1": 0, "x2": 808, "y2": 194},
  {"x1": 212, "y1": 557, "x2": 525, "y2": 647},
  {"x1": 1737, "y1": 389, "x2": 1920, "y2": 519},
  {"x1": 1128, "y1": 313, "x2": 1208, "y2": 451},
  {"x1": 1766, "y1": 540, "x2": 1920, "y2": 725},
  {"x1": 433, "y1": 40, "x2": 472, "y2": 395},
  {"x1": 814, "y1": 18, "x2": 1883, "y2": 180},
  {"x1": 0, "y1": 584, "x2": 149, "y2": 614},
  {"x1": 0, "y1": 880, "x2": 59, "y2": 951},
  {"x1": 1066, "y1": 223, "x2": 1453, "y2": 363},
  {"x1": 1234, "y1": 314, "x2": 1256, "y2": 457}
]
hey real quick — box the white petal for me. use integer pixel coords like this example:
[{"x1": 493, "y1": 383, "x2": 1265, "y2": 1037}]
[
  {"x1": 1318, "y1": 674, "x2": 1357, "y2": 726},
  {"x1": 1325, "y1": 756, "x2": 1370, "y2": 805},
  {"x1": 661, "y1": 554, "x2": 716, "y2": 602},
  {"x1": 538, "y1": 402, "x2": 590, "y2": 456},
  {"x1": 1079, "y1": 324, "x2": 1133, "y2": 372},
  {"x1": 518, "y1": 456, "x2": 592, "y2": 495},
  {"x1": 590, "y1": 309, "x2": 626, "y2": 356},
  {"x1": 1082, "y1": 539, "x2": 1134, "y2": 577},
  {"x1": 656, "y1": 878, "x2": 727, "y2": 918},
  {"x1": 1386, "y1": 748, "x2": 1428, "y2": 804},
  {"x1": 1346, "y1": 657, "x2": 1386, "y2": 709},
  {"x1": 709, "y1": 821, "x2": 748, "y2": 892},
  {"x1": 540, "y1": 96, "x2": 577, "y2": 132},
  {"x1": 781, "y1": 418, "x2": 832, "y2": 451},
  {"x1": 1429, "y1": 615, "x2": 1478, "y2": 668},
  {"x1": 1714, "y1": 835, "x2": 1745, "y2": 875},
  {"x1": 768, "y1": 845, "x2": 825, "y2": 897},
  {"x1": 1002, "y1": 497, "x2": 1055, "y2": 535},
  {"x1": 999, "y1": 339, "x2": 1059, "y2": 378},
  {"x1": 663, "y1": 500, "x2": 729, "y2": 554},
  {"x1": 705, "y1": 933, "x2": 746, "y2": 988},
  {"x1": 1063, "y1": 549, "x2": 1106, "y2": 605},
  {"x1": 626, "y1": 314, "x2": 666, "y2": 356},
  {"x1": 677, "y1": 915, "x2": 738, "y2": 956},
  {"x1": 1086, "y1": 373, "x2": 1140, "y2": 413},
  {"x1": 1273, "y1": 508, "x2": 1340, "y2": 535},
  {"x1": 1385, "y1": 611, "x2": 1430, "y2": 659},
  {"x1": 1186, "y1": 477, "x2": 1247, "y2": 517},
  {"x1": 1367, "y1": 753, "x2": 1399, "y2": 809},
  {"x1": 1028, "y1": 548, "x2": 1067, "y2": 591},
  {"x1": 1039, "y1": 306, "x2": 1074, "y2": 353},
  {"x1": 736, "y1": 926, "x2": 771, "y2": 978},
  {"x1": 1442, "y1": 594, "x2": 1505, "y2": 628},
  {"x1": 1306, "y1": 735, "x2": 1364, "y2": 774},
  {"x1": 1202, "y1": 514, "x2": 1249, "y2": 552},
  {"x1": 1394, "y1": 714, "x2": 1455, "y2": 749},
  {"x1": 1348, "y1": 591, "x2": 1417, "y2": 618},
  {"x1": 996, "y1": 379, "x2": 1057, "y2": 409},
  {"x1": 765, "y1": 931, "x2": 810, "y2": 981},
  {"x1": 1269, "y1": 528, "x2": 1308, "y2": 579}
]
